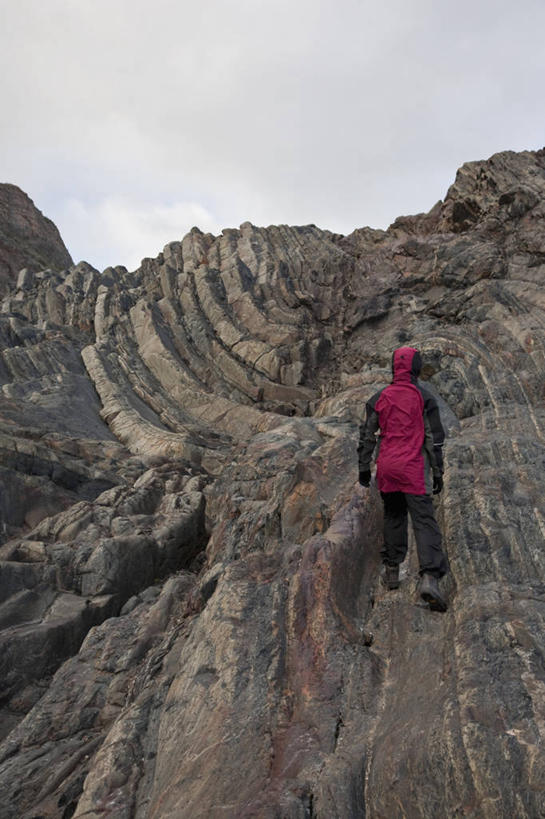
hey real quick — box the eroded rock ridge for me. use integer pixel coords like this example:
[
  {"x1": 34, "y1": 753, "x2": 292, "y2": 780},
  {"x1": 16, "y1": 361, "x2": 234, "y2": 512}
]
[
  {"x1": 0, "y1": 185, "x2": 73, "y2": 296},
  {"x1": 1, "y1": 149, "x2": 545, "y2": 817}
]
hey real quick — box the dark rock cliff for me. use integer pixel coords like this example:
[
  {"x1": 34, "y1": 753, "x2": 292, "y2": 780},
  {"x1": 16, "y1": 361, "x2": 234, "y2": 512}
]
[
  {"x1": 0, "y1": 184, "x2": 73, "y2": 296},
  {"x1": 1, "y1": 148, "x2": 545, "y2": 818}
]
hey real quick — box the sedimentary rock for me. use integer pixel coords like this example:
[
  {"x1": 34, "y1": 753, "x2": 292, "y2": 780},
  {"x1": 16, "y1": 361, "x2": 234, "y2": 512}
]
[
  {"x1": 0, "y1": 148, "x2": 545, "y2": 817},
  {"x1": 0, "y1": 184, "x2": 73, "y2": 295}
]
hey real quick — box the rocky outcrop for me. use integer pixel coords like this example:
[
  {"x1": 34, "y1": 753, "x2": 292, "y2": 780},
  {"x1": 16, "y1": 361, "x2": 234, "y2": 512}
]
[
  {"x1": 1, "y1": 148, "x2": 545, "y2": 817},
  {"x1": 0, "y1": 184, "x2": 73, "y2": 295}
]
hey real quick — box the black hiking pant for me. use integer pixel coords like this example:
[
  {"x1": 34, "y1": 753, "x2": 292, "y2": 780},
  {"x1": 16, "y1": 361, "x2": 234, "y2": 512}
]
[{"x1": 380, "y1": 491, "x2": 448, "y2": 579}]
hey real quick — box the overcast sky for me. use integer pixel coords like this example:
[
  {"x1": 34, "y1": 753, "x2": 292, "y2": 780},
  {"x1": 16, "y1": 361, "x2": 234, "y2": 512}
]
[{"x1": 1, "y1": 0, "x2": 544, "y2": 271}]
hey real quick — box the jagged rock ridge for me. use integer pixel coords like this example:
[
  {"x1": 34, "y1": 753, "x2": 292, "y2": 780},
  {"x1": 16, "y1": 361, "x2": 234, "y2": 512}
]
[
  {"x1": 0, "y1": 184, "x2": 73, "y2": 296},
  {"x1": 0, "y1": 148, "x2": 545, "y2": 817}
]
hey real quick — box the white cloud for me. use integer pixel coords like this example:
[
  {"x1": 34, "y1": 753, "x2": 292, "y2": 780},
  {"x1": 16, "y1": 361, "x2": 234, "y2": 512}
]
[
  {"x1": 60, "y1": 197, "x2": 222, "y2": 271},
  {"x1": 1, "y1": 0, "x2": 545, "y2": 266}
]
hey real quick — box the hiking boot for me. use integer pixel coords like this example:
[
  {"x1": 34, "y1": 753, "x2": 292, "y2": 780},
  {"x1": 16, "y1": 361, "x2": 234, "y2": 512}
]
[
  {"x1": 420, "y1": 573, "x2": 447, "y2": 612},
  {"x1": 383, "y1": 564, "x2": 400, "y2": 590}
]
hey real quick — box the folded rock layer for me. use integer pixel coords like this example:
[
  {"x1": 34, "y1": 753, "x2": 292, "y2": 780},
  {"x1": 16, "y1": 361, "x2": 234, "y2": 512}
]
[{"x1": 0, "y1": 148, "x2": 545, "y2": 818}]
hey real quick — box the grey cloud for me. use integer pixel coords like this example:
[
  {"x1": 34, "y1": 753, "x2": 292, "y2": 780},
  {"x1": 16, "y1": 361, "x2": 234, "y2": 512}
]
[{"x1": 1, "y1": 0, "x2": 544, "y2": 268}]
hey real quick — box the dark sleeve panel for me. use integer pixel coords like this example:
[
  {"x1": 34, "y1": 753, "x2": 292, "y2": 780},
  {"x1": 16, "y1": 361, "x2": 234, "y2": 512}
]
[
  {"x1": 418, "y1": 385, "x2": 446, "y2": 473},
  {"x1": 357, "y1": 390, "x2": 382, "y2": 471}
]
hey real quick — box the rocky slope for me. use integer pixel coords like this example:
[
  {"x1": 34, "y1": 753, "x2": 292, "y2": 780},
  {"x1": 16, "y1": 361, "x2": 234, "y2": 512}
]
[
  {"x1": 0, "y1": 184, "x2": 73, "y2": 296},
  {"x1": 0, "y1": 148, "x2": 545, "y2": 818}
]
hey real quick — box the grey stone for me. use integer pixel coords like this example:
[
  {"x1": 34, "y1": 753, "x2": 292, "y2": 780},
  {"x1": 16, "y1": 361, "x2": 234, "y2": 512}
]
[
  {"x1": 0, "y1": 184, "x2": 73, "y2": 296},
  {"x1": 1, "y1": 149, "x2": 545, "y2": 817}
]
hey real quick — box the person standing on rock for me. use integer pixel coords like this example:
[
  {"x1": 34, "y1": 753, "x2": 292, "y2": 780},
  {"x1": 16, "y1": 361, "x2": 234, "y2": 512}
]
[{"x1": 357, "y1": 346, "x2": 448, "y2": 611}]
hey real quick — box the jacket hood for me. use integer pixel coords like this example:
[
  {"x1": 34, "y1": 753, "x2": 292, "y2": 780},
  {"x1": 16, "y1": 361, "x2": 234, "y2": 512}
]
[{"x1": 392, "y1": 347, "x2": 422, "y2": 384}]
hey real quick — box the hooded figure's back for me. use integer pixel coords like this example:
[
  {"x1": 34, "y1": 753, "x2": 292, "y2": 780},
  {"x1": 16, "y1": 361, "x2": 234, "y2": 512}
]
[{"x1": 375, "y1": 347, "x2": 427, "y2": 494}]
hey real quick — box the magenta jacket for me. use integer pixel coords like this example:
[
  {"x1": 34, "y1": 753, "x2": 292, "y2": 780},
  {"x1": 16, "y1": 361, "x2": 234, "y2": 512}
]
[{"x1": 358, "y1": 347, "x2": 445, "y2": 495}]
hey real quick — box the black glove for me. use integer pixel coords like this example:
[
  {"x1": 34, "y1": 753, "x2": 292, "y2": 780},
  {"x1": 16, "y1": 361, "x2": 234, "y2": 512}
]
[
  {"x1": 359, "y1": 469, "x2": 371, "y2": 487},
  {"x1": 433, "y1": 474, "x2": 443, "y2": 495}
]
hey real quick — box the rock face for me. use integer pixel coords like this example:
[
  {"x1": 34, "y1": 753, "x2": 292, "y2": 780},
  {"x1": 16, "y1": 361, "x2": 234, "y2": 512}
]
[
  {"x1": 1, "y1": 148, "x2": 545, "y2": 817},
  {"x1": 0, "y1": 184, "x2": 73, "y2": 295}
]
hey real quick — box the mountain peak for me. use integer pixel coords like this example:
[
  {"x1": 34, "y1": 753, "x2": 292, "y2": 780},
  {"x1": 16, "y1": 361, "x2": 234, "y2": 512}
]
[{"x1": 0, "y1": 183, "x2": 73, "y2": 295}]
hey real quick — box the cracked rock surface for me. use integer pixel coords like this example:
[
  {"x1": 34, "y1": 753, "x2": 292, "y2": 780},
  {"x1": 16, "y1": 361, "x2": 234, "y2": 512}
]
[
  {"x1": 1, "y1": 149, "x2": 545, "y2": 817},
  {"x1": 0, "y1": 185, "x2": 73, "y2": 296}
]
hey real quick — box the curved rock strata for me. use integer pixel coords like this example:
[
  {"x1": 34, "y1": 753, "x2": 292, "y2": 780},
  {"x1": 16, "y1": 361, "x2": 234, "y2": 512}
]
[{"x1": 0, "y1": 148, "x2": 545, "y2": 817}]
